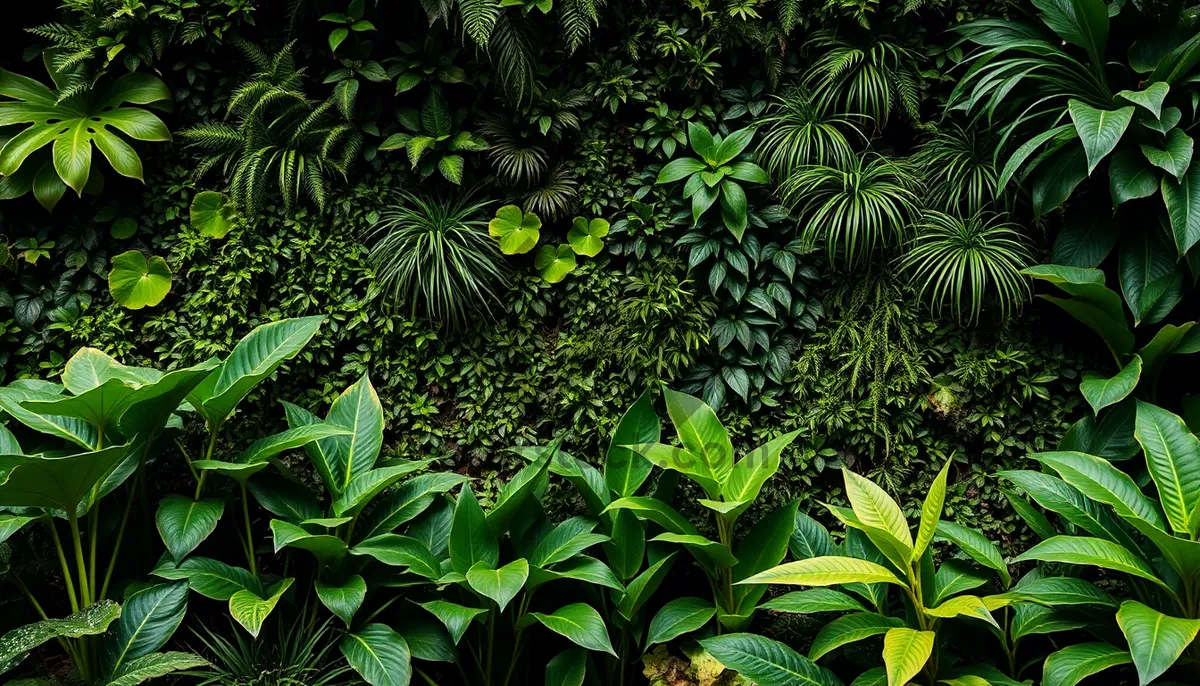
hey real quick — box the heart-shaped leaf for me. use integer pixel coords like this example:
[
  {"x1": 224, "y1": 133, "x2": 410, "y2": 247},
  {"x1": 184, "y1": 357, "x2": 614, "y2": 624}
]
[
  {"x1": 534, "y1": 244, "x2": 576, "y2": 283},
  {"x1": 155, "y1": 495, "x2": 225, "y2": 563},
  {"x1": 527, "y1": 603, "x2": 616, "y2": 656},
  {"x1": 109, "y1": 250, "x2": 171, "y2": 310},
  {"x1": 229, "y1": 578, "x2": 293, "y2": 638},
  {"x1": 567, "y1": 217, "x2": 609, "y2": 257},
  {"x1": 466, "y1": 559, "x2": 529, "y2": 612}
]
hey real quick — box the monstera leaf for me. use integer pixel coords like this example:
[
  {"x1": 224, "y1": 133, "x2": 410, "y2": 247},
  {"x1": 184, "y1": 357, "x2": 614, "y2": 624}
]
[{"x1": 0, "y1": 58, "x2": 172, "y2": 211}]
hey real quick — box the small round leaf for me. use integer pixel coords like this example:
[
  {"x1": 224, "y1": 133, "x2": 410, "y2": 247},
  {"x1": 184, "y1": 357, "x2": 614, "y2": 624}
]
[
  {"x1": 190, "y1": 191, "x2": 237, "y2": 239},
  {"x1": 567, "y1": 217, "x2": 610, "y2": 257},
  {"x1": 109, "y1": 250, "x2": 172, "y2": 310},
  {"x1": 534, "y1": 244, "x2": 577, "y2": 283},
  {"x1": 110, "y1": 217, "x2": 137, "y2": 239},
  {"x1": 488, "y1": 205, "x2": 541, "y2": 255}
]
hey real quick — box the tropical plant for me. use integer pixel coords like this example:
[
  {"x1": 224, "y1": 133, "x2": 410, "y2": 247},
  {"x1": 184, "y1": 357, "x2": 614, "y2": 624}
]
[
  {"x1": 755, "y1": 89, "x2": 864, "y2": 177},
  {"x1": 950, "y1": 0, "x2": 1200, "y2": 267},
  {"x1": 634, "y1": 101, "x2": 714, "y2": 159},
  {"x1": 780, "y1": 153, "x2": 921, "y2": 266},
  {"x1": 191, "y1": 617, "x2": 355, "y2": 686},
  {"x1": 733, "y1": 461, "x2": 1022, "y2": 685},
  {"x1": 379, "y1": 90, "x2": 488, "y2": 184},
  {"x1": 607, "y1": 389, "x2": 802, "y2": 635},
  {"x1": 150, "y1": 316, "x2": 332, "y2": 638},
  {"x1": 1001, "y1": 400, "x2": 1200, "y2": 685},
  {"x1": 803, "y1": 30, "x2": 922, "y2": 128},
  {"x1": 368, "y1": 192, "x2": 510, "y2": 328},
  {"x1": 0, "y1": 56, "x2": 172, "y2": 211},
  {"x1": 899, "y1": 210, "x2": 1033, "y2": 324},
  {"x1": 0, "y1": 345, "x2": 219, "y2": 684},
  {"x1": 319, "y1": 0, "x2": 376, "y2": 55},
  {"x1": 478, "y1": 113, "x2": 548, "y2": 185},
  {"x1": 180, "y1": 41, "x2": 361, "y2": 213},
  {"x1": 656, "y1": 122, "x2": 770, "y2": 241},
  {"x1": 389, "y1": 33, "x2": 467, "y2": 94},
  {"x1": 911, "y1": 122, "x2": 1002, "y2": 214}
]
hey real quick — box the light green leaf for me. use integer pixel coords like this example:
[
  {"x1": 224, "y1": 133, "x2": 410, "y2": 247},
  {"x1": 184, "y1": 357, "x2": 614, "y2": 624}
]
[
  {"x1": 414, "y1": 600, "x2": 486, "y2": 645},
  {"x1": 352, "y1": 534, "x2": 441, "y2": 579},
  {"x1": 340, "y1": 623, "x2": 411, "y2": 686},
  {"x1": 108, "y1": 251, "x2": 170, "y2": 309},
  {"x1": 646, "y1": 597, "x2": 716, "y2": 647},
  {"x1": 333, "y1": 460, "x2": 432, "y2": 517},
  {"x1": 603, "y1": 497, "x2": 699, "y2": 537},
  {"x1": 662, "y1": 389, "x2": 733, "y2": 494},
  {"x1": 228, "y1": 578, "x2": 292, "y2": 638},
  {"x1": 150, "y1": 556, "x2": 259, "y2": 601},
  {"x1": 1034, "y1": 450, "x2": 1165, "y2": 529},
  {"x1": 882, "y1": 628, "x2": 934, "y2": 686},
  {"x1": 0, "y1": 445, "x2": 129, "y2": 512},
  {"x1": 315, "y1": 575, "x2": 366, "y2": 627},
  {"x1": 534, "y1": 244, "x2": 576, "y2": 283},
  {"x1": 605, "y1": 390, "x2": 659, "y2": 499},
  {"x1": 0, "y1": 601, "x2": 120, "y2": 670},
  {"x1": 1134, "y1": 401, "x2": 1200, "y2": 536},
  {"x1": 913, "y1": 458, "x2": 951, "y2": 561},
  {"x1": 488, "y1": 205, "x2": 541, "y2": 255},
  {"x1": 189, "y1": 191, "x2": 236, "y2": 238},
  {"x1": 567, "y1": 217, "x2": 609, "y2": 257},
  {"x1": 1116, "y1": 600, "x2": 1200, "y2": 685},
  {"x1": 1042, "y1": 643, "x2": 1132, "y2": 686},
  {"x1": 1080, "y1": 355, "x2": 1142, "y2": 415},
  {"x1": 466, "y1": 559, "x2": 528, "y2": 612},
  {"x1": 738, "y1": 556, "x2": 905, "y2": 587},
  {"x1": 269, "y1": 520, "x2": 347, "y2": 562},
  {"x1": 528, "y1": 603, "x2": 616, "y2": 656}
]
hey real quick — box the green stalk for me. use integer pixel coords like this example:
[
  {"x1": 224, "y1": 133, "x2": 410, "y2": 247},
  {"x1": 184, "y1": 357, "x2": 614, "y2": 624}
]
[
  {"x1": 485, "y1": 606, "x2": 496, "y2": 686},
  {"x1": 240, "y1": 481, "x2": 258, "y2": 577},
  {"x1": 88, "y1": 504, "x2": 99, "y2": 602},
  {"x1": 414, "y1": 667, "x2": 439, "y2": 686},
  {"x1": 68, "y1": 513, "x2": 91, "y2": 607},
  {"x1": 47, "y1": 519, "x2": 79, "y2": 614}
]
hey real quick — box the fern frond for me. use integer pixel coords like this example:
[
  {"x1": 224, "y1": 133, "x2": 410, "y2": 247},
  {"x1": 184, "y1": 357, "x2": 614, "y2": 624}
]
[{"x1": 458, "y1": 0, "x2": 500, "y2": 46}]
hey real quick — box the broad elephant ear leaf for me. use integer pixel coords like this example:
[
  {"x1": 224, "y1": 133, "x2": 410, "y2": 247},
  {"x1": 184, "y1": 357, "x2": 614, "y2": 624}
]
[
  {"x1": 189, "y1": 191, "x2": 237, "y2": 238},
  {"x1": 197, "y1": 316, "x2": 325, "y2": 427},
  {"x1": 0, "y1": 445, "x2": 131, "y2": 513},
  {"x1": 109, "y1": 251, "x2": 172, "y2": 310}
]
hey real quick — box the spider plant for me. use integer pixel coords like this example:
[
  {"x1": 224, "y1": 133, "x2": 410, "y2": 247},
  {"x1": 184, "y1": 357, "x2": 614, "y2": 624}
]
[
  {"x1": 192, "y1": 616, "x2": 355, "y2": 686},
  {"x1": 802, "y1": 30, "x2": 922, "y2": 128},
  {"x1": 899, "y1": 210, "x2": 1033, "y2": 324},
  {"x1": 911, "y1": 123, "x2": 1002, "y2": 214},
  {"x1": 755, "y1": 89, "x2": 866, "y2": 176},
  {"x1": 368, "y1": 192, "x2": 509, "y2": 329},
  {"x1": 780, "y1": 154, "x2": 921, "y2": 266}
]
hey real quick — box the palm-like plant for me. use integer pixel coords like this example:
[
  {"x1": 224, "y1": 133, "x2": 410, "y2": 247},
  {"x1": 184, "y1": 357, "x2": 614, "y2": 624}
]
[
  {"x1": 911, "y1": 123, "x2": 1002, "y2": 214},
  {"x1": 755, "y1": 89, "x2": 866, "y2": 177},
  {"x1": 478, "y1": 113, "x2": 548, "y2": 185},
  {"x1": 521, "y1": 163, "x2": 579, "y2": 220},
  {"x1": 368, "y1": 192, "x2": 509, "y2": 328},
  {"x1": 180, "y1": 41, "x2": 361, "y2": 213},
  {"x1": 803, "y1": 31, "x2": 922, "y2": 128},
  {"x1": 899, "y1": 211, "x2": 1033, "y2": 324},
  {"x1": 780, "y1": 154, "x2": 921, "y2": 266}
]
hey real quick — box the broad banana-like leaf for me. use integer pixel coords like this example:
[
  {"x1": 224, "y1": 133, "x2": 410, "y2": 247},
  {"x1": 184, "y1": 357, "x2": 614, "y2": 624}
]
[
  {"x1": 323, "y1": 374, "x2": 385, "y2": 495},
  {"x1": 0, "y1": 444, "x2": 130, "y2": 512},
  {"x1": 1116, "y1": 600, "x2": 1200, "y2": 684},
  {"x1": 605, "y1": 390, "x2": 659, "y2": 498},
  {"x1": 1034, "y1": 451, "x2": 1165, "y2": 528},
  {"x1": 102, "y1": 582, "x2": 188, "y2": 676},
  {"x1": 1013, "y1": 536, "x2": 1168, "y2": 591},
  {"x1": 913, "y1": 459, "x2": 952, "y2": 561},
  {"x1": 738, "y1": 556, "x2": 904, "y2": 587},
  {"x1": 1134, "y1": 401, "x2": 1200, "y2": 536},
  {"x1": 882, "y1": 627, "x2": 934, "y2": 686},
  {"x1": 102, "y1": 652, "x2": 208, "y2": 686},
  {"x1": 0, "y1": 387, "x2": 97, "y2": 450},
  {"x1": 719, "y1": 430, "x2": 800, "y2": 521},
  {"x1": 1042, "y1": 642, "x2": 1131, "y2": 686},
  {"x1": 701, "y1": 633, "x2": 842, "y2": 686}
]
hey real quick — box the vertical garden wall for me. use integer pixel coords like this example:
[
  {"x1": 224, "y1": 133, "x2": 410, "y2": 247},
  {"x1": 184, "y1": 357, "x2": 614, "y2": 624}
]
[{"x1": 0, "y1": 0, "x2": 1198, "y2": 684}]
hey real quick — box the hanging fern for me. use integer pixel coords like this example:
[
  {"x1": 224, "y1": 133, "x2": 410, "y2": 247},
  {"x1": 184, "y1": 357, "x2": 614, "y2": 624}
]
[
  {"x1": 458, "y1": 0, "x2": 501, "y2": 46},
  {"x1": 560, "y1": 0, "x2": 605, "y2": 53}
]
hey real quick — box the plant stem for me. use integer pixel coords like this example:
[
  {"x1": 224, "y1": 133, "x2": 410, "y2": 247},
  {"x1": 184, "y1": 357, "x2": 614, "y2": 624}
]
[
  {"x1": 175, "y1": 437, "x2": 199, "y2": 485},
  {"x1": 414, "y1": 667, "x2": 439, "y2": 686},
  {"x1": 485, "y1": 607, "x2": 496, "y2": 686},
  {"x1": 14, "y1": 574, "x2": 79, "y2": 666},
  {"x1": 68, "y1": 513, "x2": 91, "y2": 608},
  {"x1": 47, "y1": 519, "x2": 79, "y2": 614},
  {"x1": 88, "y1": 503, "x2": 99, "y2": 602},
  {"x1": 240, "y1": 481, "x2": 258, "y2": 577},
  {"x1": 362, "y1": 594, "x2": 401, "y2": 625},
  {"x1": 101, "y1": 475, "x2": 140, "y2": 601}
]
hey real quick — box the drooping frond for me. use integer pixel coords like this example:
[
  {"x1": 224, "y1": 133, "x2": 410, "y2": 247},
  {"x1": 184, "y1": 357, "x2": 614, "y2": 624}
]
[{"x1": 458, "y1": 0, "x2": 500, "y2": 47}]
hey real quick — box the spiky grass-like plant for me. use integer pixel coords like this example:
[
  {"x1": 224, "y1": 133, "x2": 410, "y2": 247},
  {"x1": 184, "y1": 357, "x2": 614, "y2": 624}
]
[
  {"x1": 802, "y1": 31, "x2": 922, "y2": 128},
  {"x1": 756, "y1": 89, "x2": 866, "y2": 177},
  {"x1": 192, "y1": 618, "x2": 354, "y2": 686},
  {"x1": 912, "y1": 123, "x2": 1001, "y2": 214},
  {"x1": 899, "y1": 210, "x2": 1033, "y2": 324},
  {"x1": 180, "y1": 41, "x2": 360, "y2": 213},
  {"x1": 781, "y1": 154, "x2": 921, "y2": 267},
  {"x1": 368, "y1": 192, "x2": 509, "y2": 328},
  {"x1": 521, "y1": 163, "x2": 579, "y2": 220},
  {"x1": 478, "y1": 114, "x2": 548, "y2": 185}
]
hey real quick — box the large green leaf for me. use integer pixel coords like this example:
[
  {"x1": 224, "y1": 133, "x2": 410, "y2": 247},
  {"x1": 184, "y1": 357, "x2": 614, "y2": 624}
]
[
  {"x1": 1134, "y1": 401, "x2": 1200, "y2": 536},
  {"x1": 0, "y1": 444, "x2": 130, "y2": 512},
  {"x1": 1002, "y1": 468, "x2": 1137, "y2": 547},
  {"x1": 19, "y1": 379, "x2": 137, "y2": 435},
  {"x1": 465, "y1": 559, "x2": 528, "y2": 612},
  {"x1": 627, "y1": 442, "x2": 721, "y2": 497},
  {"x1": 603, "y1": 508, "x2": 645, "y2": 582},
  {"x1": 809, "y1": 613, "x2": 905, "y2": 660},
  {"x1": 1013, "y1": 536, "x2": 1166, "y2": 589},
  {"x1": 487, "y1": 205, "x2": 541, "y2": 255},
  {"x1": 528, "y1": 555, "x2": 623, "y2": 592},
  {"x1": 113, "y1": 359, "x2": 219, "y2": 438},
  {"x1": 545, "y1": 649, "x2": 587, "y2": 686},
  {"x1": 315, "y1": 575, "x2": 366, "y2": 627},
  {"x1": 1031, "y1": 0, "x2": 1108, "y2": 71},
  {"x1": 1042, "y1": 643, "x2": 1132, "y2": 686},
  {"x1": 340, "y1": 623, "x2": 412, "y2": 686},
  {"x1": 1163, "y1": 156, "x2": 1200, "y2": 255},
  {"x1": 333, "y1": 460, "x2": 432, "y2": 517},
  {"x1": 603, "y1": 497, "x2": 699, "y2": 537},
  {"x1": 646, "y1": 597, "x2": 717, "y2": 647},
  {"x1": 738, "y1": 557, "x2": 904, "y2": 587},
  {"x1": 1080, "y1": 356, "x2": 1141, "y2": 415},
  {"x1": 102, "y1": 582, "x2": 188, "y2": 675},
  {"x1": 720, "y1": 431, "x2": 800, "y2": 520},
  {"x1": 448, "y1": 485, "x2": 499, "y2": 574},
  {"x1": 0, "y1": 68, "x2": 171, "y2": 194},
  {"x1": 651, "y1": 533, "x2": 736, "y2": 569},
  {"x1": 663, "y1": 389, "x2": 733, "y2": 491},
  {"x1": 396, "y1": 620, "x2": 455, "y2": 663},
  {"x1": 882, "y1": 628, "x2": 934, "y2": 686},
  {"x1": 843, "y1": 469, "x2": 912, "y2": 569},
  {"x1": 1142, "y1": 129, "x2": 1193, "y2": 182},
  {"x1": 791, "y1": 511, "x2": 834, "y2": 559},
  {"x1": 247, "y1": 475, "x2": 322, "y2": 523},
  {"x1": 1109, "y1": 149, "x2": 1160, "y2": 205},
  {"x1": 1034, "y1": 451, "x2": 1165, "y2": 529},
  {"x1": 102, "y1": 652, "x2": 208, "y2": 686},
  {"x1": 701, "y1": 633, "x2": 842, "y2": 686},
  {"x1": 189, "y1": 191, "x2": 236, "y2": 239},
  {"x1": 1032, "y1": 145, "x2": 1088, "y2": 216},
  {"x1": 760, "y1": 589, "x2": 867, "y2": 614},
  {"x1": 351, "y1": 534, "x2": 440, "y2": 579},
  {"x1": 155, "y1": 495, "x2": 224, "y2": 563},
  {"x1": 228, "y1": 578, "x2": 292, "y2": 638},
  {"x1": 108, "y1": 251, "x2": 171, "y2": 310},
  {"x1": 1117, "y1": 82, "x2": 1169, "y2": 118},
  {"x1": 236, "y1": 424, "x2": 352, "y2": 471},
  {"x1": 605, "y1": 390, "x2": 659, "y2": 498},
  {"x1": 616, "y1": 552, "x2": 676, "y2": 621},
  {"x1": 529, "y1": 517, "x2": 608, "y2": 567},
  {"x1": 150, "y1": 556, "x2": 259, "y2": 601},
  {"x1": 324, "y1": 374, "x2": 385, "y2": 494},
  {"x1": 269, "y1": 520, "x2": 347, "y2": 562},
  {"x1": 1116, "y1": 600, "x2": 1200, "y2": 684},
  {"x1": 732, "y1": 501, "x2": 801, "y2": 612},
  {"x1": 1119, "y1": 231, "x2": 1182, "y2": 326},
  {"x1": 914, "y1": 459, "x2": 951, "y2": 561},
  {"x1": 1067, "y1": 100, "x2": 1134, "y2": 173},
  {"x1": 1022, "y1": 264, "x2": 1133, "y2": 358},
  {"x1": 527, "y1": 603, "x2": 616, "y2": 656},
  {"x1": 200, "y1": 316, "x2": 325, "y2": 426},
  {"x1": 934, "y1": 520, "x2": 1011, "y2": 587},
  {"x1": 414, "y1": 600, "x2": 486, "y2": 645},
  {"x1": 355, "y1": 472, "x2": 469, "y2": 543},
  {"x1": 486, "y1": 447, "x2": 552, "y2": 533},
  {"x1": 931, "y1": 560, "x2": 991, "y2": 605},
  {"x1": 567, "y1": 217, "x2": 609, "y2": 257},
  {"x1": 0, "y1": 601, "x2": 121, "y2": 671},
  {"x1": 987, "y1": 576, "x2": 1117, "y2": 608}
]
